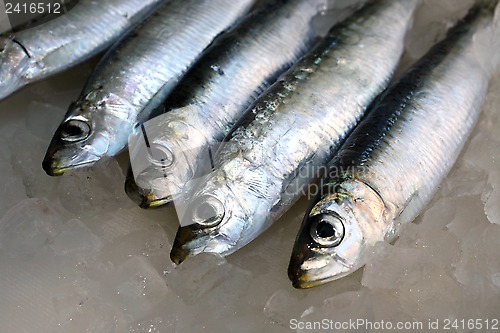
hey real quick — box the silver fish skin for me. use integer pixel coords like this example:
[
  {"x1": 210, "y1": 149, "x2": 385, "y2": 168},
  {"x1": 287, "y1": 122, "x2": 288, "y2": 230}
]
[
  {"x1": 125, "y1": 0, "x2": 331, "y2": 209},
  {"x1": 42, "y1": 0, "x2": 254, "y2": 176},
  {"x1": 288, "y1": 3, "x2": 498, "y2": 289},
  {"x1": 0, "y1": 0, "x2": 162, "y2": 100},
  {"x1": 170, "y1": 0, "x2": 418, "y2": 264}
]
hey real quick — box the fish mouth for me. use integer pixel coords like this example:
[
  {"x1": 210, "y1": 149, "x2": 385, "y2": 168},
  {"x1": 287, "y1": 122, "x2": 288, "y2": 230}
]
[
  {"x1": 288, "y1": 261, "x2": 336, "y2": 289},
  {"x1": 288, "y1": 251, "x2": 313, "y2": 289},
  {"x1": 170, "y1": 245, "x2": 191, "y2": 265},
  {"x1": 143, "y1": 196, "x2": 174, "y2": 208},
  {"x1": 170, "y1": 226, "x2": 197, "y2": 264},
  {"x1": 170, "y1": 223, "x2": 225, "y2": 264},
  {"x1": 288, "y1": 242, "x2": 360, "y2": 289},
  {"x1": 288, "y1": 256, "x2": 343, "y2": 289},
  {"x1": 42, "y1": 158, "x2": 97, "y2": 176},
  {"x1": 124, "y1": 174, "x2": 174, "y2": 208},
  {"x1": 287, "y1": 220, "x2": 341, "y2": 289}
]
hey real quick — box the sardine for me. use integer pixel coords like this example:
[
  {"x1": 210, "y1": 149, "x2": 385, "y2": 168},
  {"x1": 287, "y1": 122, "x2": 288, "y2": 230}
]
[
  {"x1": 0, "y1": 0, "x2": 162, "y2": 100},
  {"x1": 125, "y1": 0, "x2": 332, "y2": 209},
  {"x1": 170, "y1": 0, "x2": 418, "y2": 264},
  {"x1": 288, "y1": 3, "x2": 498, "y2": 289},
  {"x1": 42, "y1": 0, "x2": 254, "y2": 176}
]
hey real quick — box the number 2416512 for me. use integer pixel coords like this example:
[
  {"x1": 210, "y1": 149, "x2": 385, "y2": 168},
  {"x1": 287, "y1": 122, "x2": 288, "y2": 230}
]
[
  {"x1": 5, "y1": 2, "x2": 62, "y2": 14},
  {"x1": 443, "y1": 319, "x2": 499, "y2": 330}
]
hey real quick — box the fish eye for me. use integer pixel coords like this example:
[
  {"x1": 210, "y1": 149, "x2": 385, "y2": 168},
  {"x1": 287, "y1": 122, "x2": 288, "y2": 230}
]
[
  {"x1": 309, "y1": 213, "x2": 344, "y2": 247},
  {"x1": 60, "y1": 119, "x2": 91, "y2": 142},
  {"x1": 191, "y1": 195, "x2": 225, "y2": 227},
  {"x1": 148, "y1": 143, "x2": 174, "y2": 168}
]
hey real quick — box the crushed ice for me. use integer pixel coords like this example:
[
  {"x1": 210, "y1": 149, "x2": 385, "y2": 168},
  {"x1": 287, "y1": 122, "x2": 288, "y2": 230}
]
[{"x1": 0, "y1": 2, "x2": 499, "y2": 332}]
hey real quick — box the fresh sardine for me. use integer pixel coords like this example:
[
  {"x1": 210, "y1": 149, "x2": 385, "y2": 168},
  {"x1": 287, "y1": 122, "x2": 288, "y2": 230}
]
[
  {"x1": 288, "y1": 3, "x2": 498, "y2": 289},
  {"x1": 125, "y1": 0, "x2": 332, "y2": 209},
  {"x1": 0, "y1": 0, "x2": 162, "y2": 100},
  {"x1": 170, "y1": 0, "x2": 418, "y2": 264},
  {"x1": 42, "y1": 0, "x2": 254, "y2": 176}
]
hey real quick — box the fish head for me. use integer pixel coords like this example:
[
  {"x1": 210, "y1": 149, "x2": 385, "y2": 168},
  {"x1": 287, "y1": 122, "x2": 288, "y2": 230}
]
[
  {"x1": 127, "y1": 139, "x2": 193, "y2": 208},
  {"x1": 0, "y1": 37, "x2": 31, "y2": 100},
  {"x1": 288, "y1": 178, "x2": 387, "y2": 288},
  {"x1": 171, "y1": 164, "x2": 271, "y2": 264},
  {"x1": 126, "y1": 105, "x2": 210, "y2": 208},
  {"x1": 125, "y1": 140, "x2": 178, "y2": 208},
  {"x1": 43, "y1": 92, "x2": 132, "y2": 175}
]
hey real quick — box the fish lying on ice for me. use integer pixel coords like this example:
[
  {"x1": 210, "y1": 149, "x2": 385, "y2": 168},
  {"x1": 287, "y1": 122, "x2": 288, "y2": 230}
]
[
  {"x1": 0, "y1": 0, "x2": 163, "y2": 100},
  {"x1": 42, "y1": 0, "x2": 255, "y2": 176},
  {"x1": 125, "y1": 0, "x2": 336, "y2": 209},
  {"x1": 169, "y1": 0, "x2": 419, "y2": 264},
  {"x1": 288, "y1": 2, "x2": 499, "y2": 289}
]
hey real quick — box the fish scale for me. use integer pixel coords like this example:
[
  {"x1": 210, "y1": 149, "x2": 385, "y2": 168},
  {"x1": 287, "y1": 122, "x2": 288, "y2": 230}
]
[
  {"x1": 288, "y1": 3, "x2": 498, "y2": 289},
  {"x1": 42, "y1": 0, "x2": 254, "y2": 176},
  {"x1": 169, "y1": 0, "x2": 418, "y2": 264}
]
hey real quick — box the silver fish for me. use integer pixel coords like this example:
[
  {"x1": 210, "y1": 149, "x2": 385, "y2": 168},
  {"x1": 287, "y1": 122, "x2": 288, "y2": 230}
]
[
  {"x1": 288, "y1": 3, "x2": 498, "y2": 289},
  {"x1": 42, "y1": 0, "x2": 254, "y2": 176},
  {"x1": 0, "y1": 0, "x2": 162, "y2": 100},
  {"x1": 170, "y1": 0, "x2": 418, "y2": 264},
  {"x1": 125, "y1": 0, "x2": 331, "y2": 209}
]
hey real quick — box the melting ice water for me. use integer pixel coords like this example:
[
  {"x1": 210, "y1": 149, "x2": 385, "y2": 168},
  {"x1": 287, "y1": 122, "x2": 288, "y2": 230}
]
[{"x1": 0, "y1": 1, "x2": 499, "y2": 332}]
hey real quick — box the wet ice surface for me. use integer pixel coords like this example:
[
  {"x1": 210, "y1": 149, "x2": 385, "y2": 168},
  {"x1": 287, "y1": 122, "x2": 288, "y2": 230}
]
[{"x1": 1, "y1": 2, "x2": 500, "y2": 332}]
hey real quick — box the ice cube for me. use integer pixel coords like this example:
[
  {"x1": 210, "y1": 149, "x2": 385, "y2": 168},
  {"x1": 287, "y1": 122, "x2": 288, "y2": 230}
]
[
  {"x1": 405, "y1": 0, "x2": 474, "y2": 61},
  {"x1": 190, "y1": 314, "x2": 291, "y2": 333},
  {"x1": 451, "y1": 222, "x2": 500, "y2": 319},
  {"x1": 99, "y1": 255, "x2": 168, "y2": 321},
  {"x1": 0, "y1": 198, "x2": 64, "y2": 259},
  {"x1": 463, "y1": 131, "x2": 500, "y2": 174},
  {"x1": 440, "y1": 160, "x2": 488, "y2": 199},
  {"x1": 482, "y1": 171, "x2": 500, "y2": 225},
  {"x1": 52, "y1": 291, "x2": 131, "y2": 333},
  {"x1": 127, "y1": 295, "x2": 188, "y2": 333},
  {"x1": 264, "y1": 289, "x2": 305, "y2": 328},
  {"x1": 9, "y1": 122, "x2": 60, "y2": 199},
  {"x1": 0, "y1": 176, "x2": 27, "y2": 218},
  {"x1": 362, "y1": 242, "x2": 424, "y2": 290},
  {"x1": 368, "y1": 291, "x2": 411, "y2": 324},
  {"x1": 0, "y1": 247, "x2": 79, "y2": 333},
  {"x1": 25, "y1": 101, "x2": 67, "y2": 142},
  {"x1": 97, "y1": 228, "x2": 169, "y2": 274},
  {"x1": 455, "y1": 223, "x2": 500, "y2": 288},
  {"x1": 165, "y1": 253, "x2": 253, "y2": 325},
  {"x1": 446, "y1": 195, "x2": 489, "y2": 239},
  {"x1": 396, "y1": 223, "x2": 460, "y2": 269},
  {"x1": 298, "y1": 290, "x2": 374, "y2": 333},
  {"x1": 397, "y1": 266, "x2": 462, "y2": 319},
  {"x1": 166, "y1": 253, "x2": 251, "y2": 304},
  {"x1": 0, "y1": 141, "x2": 27, "y2": 216},
  {"x1": 49, "y1": 218, "x2": 103, "y2": 257},
  {"x1": 56, "y1": 159, "x2": 131, "y2": 217}
]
